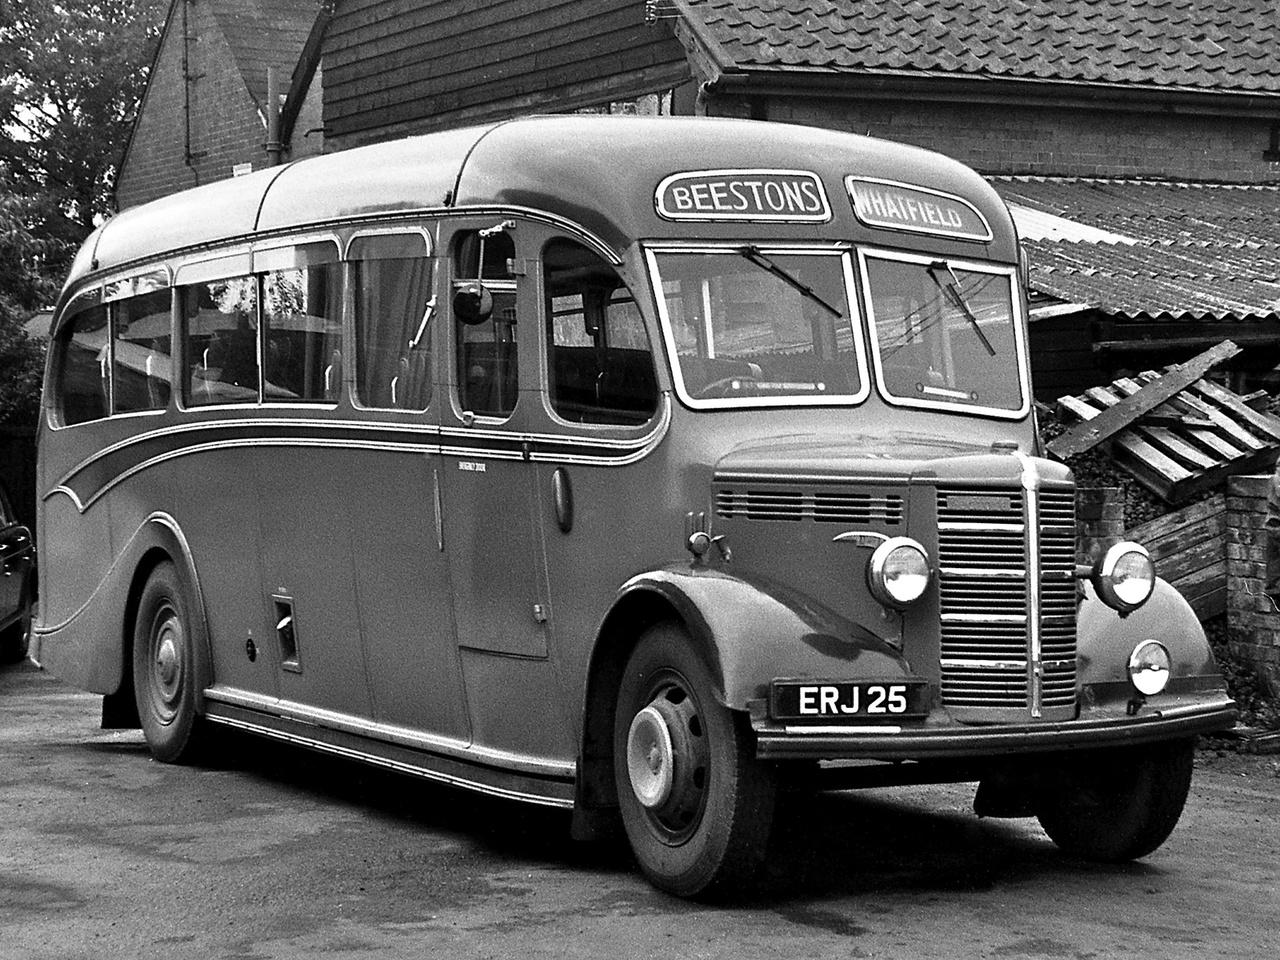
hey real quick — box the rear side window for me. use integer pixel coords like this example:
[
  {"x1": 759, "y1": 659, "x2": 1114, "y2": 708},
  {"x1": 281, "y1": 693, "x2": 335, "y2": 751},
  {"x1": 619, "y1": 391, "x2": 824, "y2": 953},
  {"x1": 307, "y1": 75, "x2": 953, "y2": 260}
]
[
  {"x1": 112, "y1": 288, "x2": 173, "y2": 414},
  {"x1": 261, "y1": 259, "x2": 343, "y2": 404},
  {"x1": 182, "y1": 276, "x2": 259, "y2": 407},
  {"x1": 544, "y1": 239, "x2": 657, "y2": 425},
  {"x1": 56, "y1": 302, "x2": 110, "y2": 426},
  {"x1": 352, "y1": 233, "x2": 433, "y2": 411}
]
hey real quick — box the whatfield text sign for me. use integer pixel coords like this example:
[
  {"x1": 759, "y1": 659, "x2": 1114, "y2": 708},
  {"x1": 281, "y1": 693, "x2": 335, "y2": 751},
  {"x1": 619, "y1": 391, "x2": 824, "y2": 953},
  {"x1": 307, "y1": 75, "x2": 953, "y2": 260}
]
[{"x1": 846, "y1": 177, "x2": 992, "y2": 241}]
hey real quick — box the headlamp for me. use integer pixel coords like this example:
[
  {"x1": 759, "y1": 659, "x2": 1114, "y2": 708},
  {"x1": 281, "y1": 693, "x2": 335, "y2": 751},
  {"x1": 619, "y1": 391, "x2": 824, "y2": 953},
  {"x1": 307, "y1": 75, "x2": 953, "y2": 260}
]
[
  {"x1": 867, "y1": 537, "x2": 931, "y2": 608},
  {"x1": 1091, "y1": 541, "x2": 1155, "y2": 614}
]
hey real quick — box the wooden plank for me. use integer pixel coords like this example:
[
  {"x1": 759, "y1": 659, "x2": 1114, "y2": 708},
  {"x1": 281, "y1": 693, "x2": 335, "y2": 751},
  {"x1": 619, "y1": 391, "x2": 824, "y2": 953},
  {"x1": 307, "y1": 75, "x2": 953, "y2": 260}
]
[
  {"x1": 1138, "y1": 426, "x2": 1222, "y2": 471},
  {"x1": 1046, "y1": 339, "x2": 1241, "y2": 458},
  {"x1": 1241, "y1": 389, "x2": 1270, "y2": 411},
  {"x1": 1056, "y1": 394, "x2": 1104, "y2": 422},
  {"x1": 1149, "y1": 538, "x2": 1224, "y2": 583},
  {"x1": 1188, "y1": 378, "x2": 1280, "y2": 442},
  {"x1": 1137, "y1": 372, "x2": 1266, "y2": 451},
  {"x1": 1139, "y1": 515, "x2": 1225, "y2": 559},
  {"x1": 1127, "y1": 493, "x2": 1224, "y2": 545},
  {"x1": 1111, "y1": 378, "x2": 1245, "y2": 460},
  {"x1": 1109, "y1": 429, "x2": 1193, "y2": 501}
]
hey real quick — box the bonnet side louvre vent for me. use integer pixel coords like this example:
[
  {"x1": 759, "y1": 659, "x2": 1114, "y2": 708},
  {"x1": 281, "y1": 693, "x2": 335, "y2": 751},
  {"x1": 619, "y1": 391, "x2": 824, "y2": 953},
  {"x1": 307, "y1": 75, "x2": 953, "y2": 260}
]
[{"x1": 716, "y1": 488, "x2": 904, "y2": 525}]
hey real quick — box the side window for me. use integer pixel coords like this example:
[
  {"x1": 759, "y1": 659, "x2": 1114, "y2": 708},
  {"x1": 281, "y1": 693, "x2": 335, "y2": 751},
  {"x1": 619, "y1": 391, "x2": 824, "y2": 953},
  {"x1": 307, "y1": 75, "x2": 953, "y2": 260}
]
[
  {"x1": 182, "y1": 276, "x2": 259, "y2": 407},
  {"x1": 261, "y1": 252, "x2": 342, "y2": 403},
  {"x1": 544, "y1": 239, "x2": 657, "y2": 425},
  {"x1": 453, "y1": 228, "x2": 517, "y2": 419},
  {"x1": 56, "y1": 301, "x2": 110, "y2": 426},
  {"x1": 112, "y1": 287, "x2": 172, "y2": 414},
  {"x1": 351, "y1": 233, "x2": 433, "y2": 411}
]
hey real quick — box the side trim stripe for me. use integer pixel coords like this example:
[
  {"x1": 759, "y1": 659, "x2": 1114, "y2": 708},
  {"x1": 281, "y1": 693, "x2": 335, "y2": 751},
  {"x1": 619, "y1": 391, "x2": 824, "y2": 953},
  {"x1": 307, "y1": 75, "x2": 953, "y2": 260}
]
[{"x1": 47, "y1": 400, "x2": 671, "y2": 512}]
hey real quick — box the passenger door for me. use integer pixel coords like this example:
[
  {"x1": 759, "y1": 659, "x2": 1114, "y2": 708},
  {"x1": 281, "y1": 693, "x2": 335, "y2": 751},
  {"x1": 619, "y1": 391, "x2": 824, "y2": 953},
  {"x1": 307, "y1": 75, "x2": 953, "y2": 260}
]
[
  {"x1": 437, "y1": 220, "x2": 572, "y2": 763},
  {"x1": 344, "y1": 230, "x2": 470, "y2": 741}
]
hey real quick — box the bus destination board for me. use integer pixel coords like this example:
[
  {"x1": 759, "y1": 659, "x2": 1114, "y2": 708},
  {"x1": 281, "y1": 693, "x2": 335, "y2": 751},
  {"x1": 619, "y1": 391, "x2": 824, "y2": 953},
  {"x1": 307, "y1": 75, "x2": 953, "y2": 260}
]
[{"x1": 655, "y1": 170, "x2": 831, "y2": 223}]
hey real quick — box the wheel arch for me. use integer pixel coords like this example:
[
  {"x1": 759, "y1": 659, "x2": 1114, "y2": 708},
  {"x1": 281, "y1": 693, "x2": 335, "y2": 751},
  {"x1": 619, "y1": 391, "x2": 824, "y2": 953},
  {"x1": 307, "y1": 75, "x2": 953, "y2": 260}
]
[
  {"x1": 572, "y1": 583, "x2": 703, "y2": 840},
  {"x1": 571, "y1": 565, "x2": 911, "y2": 838},
  {"x1": 97, "y1": 513, "x2": 212, "y2": 704}
]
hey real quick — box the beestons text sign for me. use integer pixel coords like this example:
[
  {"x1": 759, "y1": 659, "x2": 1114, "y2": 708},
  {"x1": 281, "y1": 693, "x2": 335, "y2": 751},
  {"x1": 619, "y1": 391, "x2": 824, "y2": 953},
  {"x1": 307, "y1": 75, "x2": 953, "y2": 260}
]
[{"x1": 656, "y1": 170, "x2": 831, "y2": 222}]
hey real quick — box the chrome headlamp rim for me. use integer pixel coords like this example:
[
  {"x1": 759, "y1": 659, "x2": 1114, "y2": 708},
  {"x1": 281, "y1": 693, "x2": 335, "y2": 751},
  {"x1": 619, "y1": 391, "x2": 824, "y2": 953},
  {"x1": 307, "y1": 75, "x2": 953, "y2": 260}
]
[
  {"x1": 866, "y1": 536, "x2": 931, "y2": 609},
  {"x1": 1091, "y1": 541, "x2": 1155, "y2": 614}
]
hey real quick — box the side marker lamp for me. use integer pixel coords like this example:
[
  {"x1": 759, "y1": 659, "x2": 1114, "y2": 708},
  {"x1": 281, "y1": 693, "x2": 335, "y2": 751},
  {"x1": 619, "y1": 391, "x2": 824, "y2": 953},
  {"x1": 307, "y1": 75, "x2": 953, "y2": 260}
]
[
  {"x1": 1091, "y1": 541, "x2": 1155, "y2": 614},
  {"x1": 867, "y1": 537, "x2": 931, "y2": 609},
  {"x1": 1128, "y1": 640, "x2": 1171, "y2": 696}
]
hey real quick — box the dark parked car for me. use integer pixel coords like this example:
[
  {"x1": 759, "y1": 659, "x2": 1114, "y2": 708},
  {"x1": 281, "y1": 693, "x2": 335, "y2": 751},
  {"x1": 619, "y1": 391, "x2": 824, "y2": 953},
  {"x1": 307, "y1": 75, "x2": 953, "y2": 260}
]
[{"x1": 0, "y1": 485, "x2": 34, "y2": 663}]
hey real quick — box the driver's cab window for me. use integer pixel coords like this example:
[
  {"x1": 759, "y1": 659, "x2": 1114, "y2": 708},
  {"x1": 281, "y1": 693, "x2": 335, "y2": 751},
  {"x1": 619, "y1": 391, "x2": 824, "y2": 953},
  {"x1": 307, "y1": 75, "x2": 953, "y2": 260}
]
[
  {"x1": 453, "y1": 227, "x2": 517, "y2": 419},
  {"x1": 544, "y1": 239, "x2": 657, "y2": 425}
]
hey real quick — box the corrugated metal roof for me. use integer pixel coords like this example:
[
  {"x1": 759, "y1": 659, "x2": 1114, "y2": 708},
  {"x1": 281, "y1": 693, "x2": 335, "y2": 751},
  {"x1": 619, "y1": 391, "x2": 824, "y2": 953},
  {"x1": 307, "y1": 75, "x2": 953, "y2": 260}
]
[
  {"x1": 679, "y1": 0, "x2": 1280, "y2": 94},
  {"x1": 994, "y1": 178, "x2": 1280, "y2": 321}
]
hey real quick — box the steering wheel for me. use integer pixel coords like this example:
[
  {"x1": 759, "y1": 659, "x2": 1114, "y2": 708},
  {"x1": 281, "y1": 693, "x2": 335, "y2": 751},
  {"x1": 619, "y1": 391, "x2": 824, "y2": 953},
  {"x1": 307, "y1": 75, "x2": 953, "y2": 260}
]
[{"x1": 692, "y1": 374, "x2": 760, "y2": 399}]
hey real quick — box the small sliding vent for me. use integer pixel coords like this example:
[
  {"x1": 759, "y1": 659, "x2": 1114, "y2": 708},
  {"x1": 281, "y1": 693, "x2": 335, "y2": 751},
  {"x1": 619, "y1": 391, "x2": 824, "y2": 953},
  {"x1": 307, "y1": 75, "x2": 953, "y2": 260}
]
[{"x1": 716, "y1": 488, "x2": 903, "y2": 525}]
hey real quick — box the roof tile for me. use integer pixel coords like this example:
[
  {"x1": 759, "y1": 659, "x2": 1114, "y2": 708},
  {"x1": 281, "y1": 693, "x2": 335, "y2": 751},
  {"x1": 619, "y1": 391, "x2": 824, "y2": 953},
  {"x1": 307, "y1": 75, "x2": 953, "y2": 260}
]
[{"x1": 684, "y1": 0, "x2": 1280, "y2": 93}]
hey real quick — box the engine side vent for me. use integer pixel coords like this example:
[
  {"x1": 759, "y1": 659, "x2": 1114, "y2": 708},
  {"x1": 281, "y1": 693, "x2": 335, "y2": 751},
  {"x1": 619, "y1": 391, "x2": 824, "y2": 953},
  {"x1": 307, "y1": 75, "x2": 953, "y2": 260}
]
[{"x1": 716, "y1": 488, "x2": 903, "y2": 525}]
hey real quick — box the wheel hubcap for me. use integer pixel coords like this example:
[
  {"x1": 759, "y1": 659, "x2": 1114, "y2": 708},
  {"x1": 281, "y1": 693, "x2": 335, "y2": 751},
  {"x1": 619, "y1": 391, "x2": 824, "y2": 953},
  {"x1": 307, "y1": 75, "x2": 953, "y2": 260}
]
[
  {"x1": 625, "y1": 677, "x2": 709, "y2": 842},
  {"x1": 627, "y1": 705, "x2": 675, "y2": 808},
  {"x1": 150, "y1": 608, "x2": 185, "y2": 723}
]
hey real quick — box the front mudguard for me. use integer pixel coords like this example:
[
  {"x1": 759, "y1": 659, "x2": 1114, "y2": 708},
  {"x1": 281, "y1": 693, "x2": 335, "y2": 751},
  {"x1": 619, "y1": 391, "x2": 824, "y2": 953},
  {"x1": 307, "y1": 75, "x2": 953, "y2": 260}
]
[
  {"x1": 614, "y1": 564, "x2": 913, "y2": 711},
  {"x1": 1077, "y1": 577, "x2": 1226, "y2": 709}
]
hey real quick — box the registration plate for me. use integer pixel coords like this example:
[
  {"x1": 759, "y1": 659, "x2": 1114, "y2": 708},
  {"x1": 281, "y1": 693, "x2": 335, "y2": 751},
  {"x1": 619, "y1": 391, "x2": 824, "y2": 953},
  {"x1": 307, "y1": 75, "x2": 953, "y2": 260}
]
[{"x1": 770, "y1": 680, "x2": 928, "y2": 721}]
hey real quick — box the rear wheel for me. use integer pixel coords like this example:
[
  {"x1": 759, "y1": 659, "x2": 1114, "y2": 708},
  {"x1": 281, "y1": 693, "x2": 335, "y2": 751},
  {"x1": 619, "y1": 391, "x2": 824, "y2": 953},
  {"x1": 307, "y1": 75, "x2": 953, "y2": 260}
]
[
  {"x1": 132, "y1": 562, "x2": 210, "y2": 763},
  {"x1": 612, "y1": 623, "x2": 775, "y2": 898},
  {"x1": 1036, "y1": 738, "x2": 1195, "y2": 862}
]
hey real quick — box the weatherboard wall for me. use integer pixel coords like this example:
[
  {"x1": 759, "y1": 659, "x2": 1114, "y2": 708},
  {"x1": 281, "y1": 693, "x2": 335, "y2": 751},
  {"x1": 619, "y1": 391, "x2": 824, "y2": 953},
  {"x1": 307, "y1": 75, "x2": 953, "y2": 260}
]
[{"x1": 321, "y1": 0, "x2": 692, "y2": 147}]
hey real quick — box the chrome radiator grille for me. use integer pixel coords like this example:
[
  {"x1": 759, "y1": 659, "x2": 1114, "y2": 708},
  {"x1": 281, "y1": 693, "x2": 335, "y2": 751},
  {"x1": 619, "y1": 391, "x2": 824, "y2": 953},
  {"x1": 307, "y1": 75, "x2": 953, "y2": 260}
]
[{"x1": 936, "y1": 483, "x2": 1078, "y2": 716}]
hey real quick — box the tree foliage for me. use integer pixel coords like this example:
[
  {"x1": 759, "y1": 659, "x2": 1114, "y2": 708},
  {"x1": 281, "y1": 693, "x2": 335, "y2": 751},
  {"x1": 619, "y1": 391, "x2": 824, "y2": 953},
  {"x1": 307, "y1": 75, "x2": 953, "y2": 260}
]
[
  {"x1": 0, "y1": 0, "x2": 166, "y2": 427},
  {"x1": 0, "y1": 0, "x2": 167, "y2": 246},
  {"x1": 0, "y1": 182, "x2": 51, "y2": 426}
]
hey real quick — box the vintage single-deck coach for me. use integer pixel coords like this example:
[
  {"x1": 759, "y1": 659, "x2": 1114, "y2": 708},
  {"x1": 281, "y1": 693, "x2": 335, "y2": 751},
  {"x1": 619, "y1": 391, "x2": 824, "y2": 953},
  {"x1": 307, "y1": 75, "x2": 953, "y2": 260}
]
[{"x1": 34, "y1": 116, "x2": 1237, "y2": 897}]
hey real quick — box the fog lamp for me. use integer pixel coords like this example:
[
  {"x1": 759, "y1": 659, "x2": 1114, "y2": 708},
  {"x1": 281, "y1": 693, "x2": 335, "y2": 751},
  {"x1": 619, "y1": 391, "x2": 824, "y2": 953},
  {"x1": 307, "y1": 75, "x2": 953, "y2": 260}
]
[
  {"x1": 867, "y1": 537, "x2": 930, "y2": 608},
  {"x1": 1091, "y1": 541, "x2": 1155, "y2": 614},
  {"x1": 1128, "y1": 640, "x2": 1171, "y2": 696}
]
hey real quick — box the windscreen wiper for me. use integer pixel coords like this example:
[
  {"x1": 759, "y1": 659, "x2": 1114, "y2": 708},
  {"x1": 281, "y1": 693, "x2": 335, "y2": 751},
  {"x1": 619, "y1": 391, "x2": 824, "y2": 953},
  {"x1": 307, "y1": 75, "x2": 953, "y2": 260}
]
[
  {"x1": 928, "y1": 260, "x2": 996, "y2": 356},
  {"x1": 737, "y1": 245, "x2": 843, "y2": 318}
]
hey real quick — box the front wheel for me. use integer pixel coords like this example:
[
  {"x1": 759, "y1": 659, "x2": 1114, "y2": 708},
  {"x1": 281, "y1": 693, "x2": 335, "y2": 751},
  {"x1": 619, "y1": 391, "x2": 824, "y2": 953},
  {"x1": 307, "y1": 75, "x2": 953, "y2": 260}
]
[
  {"x1": 132, "y1": 561, "x2": 211, "y2": 763},
  {"x1": 1036, "y1": 738, "x2": 1195, "y2": 862},
  {"x1": 612, "y1": 623, "x2": 776, "y2": 898}
]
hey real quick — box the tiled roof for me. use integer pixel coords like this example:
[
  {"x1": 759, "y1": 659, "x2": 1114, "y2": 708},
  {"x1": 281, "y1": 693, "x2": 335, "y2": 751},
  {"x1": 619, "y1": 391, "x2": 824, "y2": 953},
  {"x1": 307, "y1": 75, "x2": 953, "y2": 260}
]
[
  {"x1": 992, "y1": 178, "x2": 1280, "y2": 321},
  {"x1": 209, "y1": 0, "x2": 321, "y2": 110},
  {"x1": 678, "y1": 0, "x2": 1280, "y2": 94}
]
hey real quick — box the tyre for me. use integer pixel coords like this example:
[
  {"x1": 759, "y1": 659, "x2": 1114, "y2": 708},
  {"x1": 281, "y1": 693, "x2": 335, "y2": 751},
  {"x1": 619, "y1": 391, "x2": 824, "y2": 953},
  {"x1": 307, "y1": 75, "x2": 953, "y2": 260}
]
[
  {"x1": 1036, "y1": 738, "x2": 1195, "y2": 862},
  {"x1": 612, "y1": 622, "x2": 776, "y2": 898},
  {"x1": 132, "y1": 561, "x2": 211, "y2": 763}
]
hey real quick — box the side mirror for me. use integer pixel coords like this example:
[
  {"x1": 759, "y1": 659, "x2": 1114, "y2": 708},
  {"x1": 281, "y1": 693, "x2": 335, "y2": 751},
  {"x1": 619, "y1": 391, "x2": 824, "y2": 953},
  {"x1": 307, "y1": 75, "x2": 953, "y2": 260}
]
[{"x1": 453, "y1": 281, "x2": 493, "y2": 326}]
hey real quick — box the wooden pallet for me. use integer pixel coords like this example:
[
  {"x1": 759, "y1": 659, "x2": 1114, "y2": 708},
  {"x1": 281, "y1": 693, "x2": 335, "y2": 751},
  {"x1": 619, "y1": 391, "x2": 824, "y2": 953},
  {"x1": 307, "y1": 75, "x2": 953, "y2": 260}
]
[
  {"x1": 1126, "y1": 494, "x2": 1226, "y2": 618},
  {"x1": 1054, "y1": 371, "x2": 1280, "y2": 504}
]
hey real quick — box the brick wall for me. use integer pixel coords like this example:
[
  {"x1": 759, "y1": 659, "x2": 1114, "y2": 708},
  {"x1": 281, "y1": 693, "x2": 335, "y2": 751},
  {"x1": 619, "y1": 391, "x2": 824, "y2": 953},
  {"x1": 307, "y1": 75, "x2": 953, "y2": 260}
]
[
  {"x1": 1226, "y1": 474, "x2": 1280, "y2": 691},
  {"x1": 116, "y1": 3, "x2": 271, "y2": 209},
  {"x1": 733, "y1": 96, "x2": 1280, "y2": 184},
  {"x1": 1076, "y1": 487, "x2": 1124, "y2": 565}
]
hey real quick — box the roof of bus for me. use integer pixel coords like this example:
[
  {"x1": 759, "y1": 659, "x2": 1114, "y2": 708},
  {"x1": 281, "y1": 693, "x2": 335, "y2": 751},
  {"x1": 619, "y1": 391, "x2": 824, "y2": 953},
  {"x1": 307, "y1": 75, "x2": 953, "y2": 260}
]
[{"x1": 71, "y1": 115, "x2": 1016, "y2": 297}]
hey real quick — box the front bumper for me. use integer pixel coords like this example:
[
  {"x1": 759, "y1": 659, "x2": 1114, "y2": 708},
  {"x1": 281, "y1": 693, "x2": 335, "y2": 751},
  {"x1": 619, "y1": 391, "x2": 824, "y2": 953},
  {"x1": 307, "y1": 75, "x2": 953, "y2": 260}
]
[{"x1": 751, "y1": 696, "x2": 1238, "y2": 761}]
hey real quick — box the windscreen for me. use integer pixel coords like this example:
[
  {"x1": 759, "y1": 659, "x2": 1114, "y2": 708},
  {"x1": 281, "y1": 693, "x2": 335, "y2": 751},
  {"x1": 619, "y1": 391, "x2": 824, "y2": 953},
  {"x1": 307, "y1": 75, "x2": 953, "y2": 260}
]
[
  {"x1": 648, "y1": 249, "x2": 865, "y2": 406},
  {"x1": 862, "y1": 252, "x2": 1026, "y2": 415}
]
